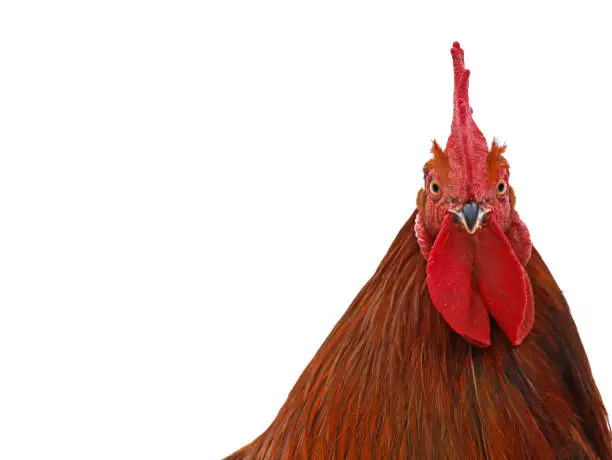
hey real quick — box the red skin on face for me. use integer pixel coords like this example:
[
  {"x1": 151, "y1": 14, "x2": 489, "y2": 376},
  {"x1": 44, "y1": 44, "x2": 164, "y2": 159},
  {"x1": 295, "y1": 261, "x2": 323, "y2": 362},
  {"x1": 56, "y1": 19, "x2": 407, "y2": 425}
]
[{"x1": 415, "y1": 42, "x2": 533, "y2": 347}]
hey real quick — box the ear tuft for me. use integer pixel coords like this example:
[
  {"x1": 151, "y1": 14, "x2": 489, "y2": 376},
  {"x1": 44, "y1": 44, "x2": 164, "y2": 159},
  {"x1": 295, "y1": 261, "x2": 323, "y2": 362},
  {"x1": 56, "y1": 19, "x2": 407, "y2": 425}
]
[
  {"x1": 487, "y1": 138, "x2": 509, "y2": 184},
  {"x1": 424, "y1": 140, "x2": 451, "y2": 183}
]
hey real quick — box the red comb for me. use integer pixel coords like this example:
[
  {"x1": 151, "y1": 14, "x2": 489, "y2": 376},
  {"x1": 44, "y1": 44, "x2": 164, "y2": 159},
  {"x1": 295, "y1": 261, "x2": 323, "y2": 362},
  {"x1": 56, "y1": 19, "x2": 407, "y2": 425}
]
[
  {"x1": 451, "y1": 42, "x2": 468, "y2": 106},
  {"x1": 445, "y1": 42, "x2": 489, "y2": 197}
]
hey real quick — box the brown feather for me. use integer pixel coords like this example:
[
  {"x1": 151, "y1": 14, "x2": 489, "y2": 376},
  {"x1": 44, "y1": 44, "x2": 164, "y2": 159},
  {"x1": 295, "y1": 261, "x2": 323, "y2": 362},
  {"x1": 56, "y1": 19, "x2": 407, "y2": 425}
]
[
  {"x1": 487, "y1": 138, "x2": 509, "y2": 185},
  {"x1": 227, "y1": 211, "x2": 612, "y2": 459},
  {"x1": 424, "y1": 140, "x2": 451, "y2": 184}
]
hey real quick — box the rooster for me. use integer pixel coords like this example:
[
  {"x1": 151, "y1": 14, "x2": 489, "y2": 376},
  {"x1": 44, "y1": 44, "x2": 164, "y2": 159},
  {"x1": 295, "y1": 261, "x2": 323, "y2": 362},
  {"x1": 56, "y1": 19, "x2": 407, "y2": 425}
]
[{"x1": 226, "y1": 42, "x2": 612, "y2": 459}]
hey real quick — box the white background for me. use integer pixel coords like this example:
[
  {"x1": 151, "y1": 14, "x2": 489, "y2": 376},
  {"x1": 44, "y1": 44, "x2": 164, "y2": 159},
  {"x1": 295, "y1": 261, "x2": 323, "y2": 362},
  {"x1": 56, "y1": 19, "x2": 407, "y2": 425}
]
[{"x1": 1, "y1": 2, "x2": 611, "y2": 459}]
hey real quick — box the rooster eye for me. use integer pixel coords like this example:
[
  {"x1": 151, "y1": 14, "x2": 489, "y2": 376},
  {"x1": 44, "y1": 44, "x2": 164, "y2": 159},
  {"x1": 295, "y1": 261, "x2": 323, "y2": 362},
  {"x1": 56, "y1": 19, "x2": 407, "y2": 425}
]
[
  {"x1": 496, "y1": 180, "x2": 507, "y2": 195},
  {"x1": 429, "y1": 180, "x2": 441, "y2": 195}
]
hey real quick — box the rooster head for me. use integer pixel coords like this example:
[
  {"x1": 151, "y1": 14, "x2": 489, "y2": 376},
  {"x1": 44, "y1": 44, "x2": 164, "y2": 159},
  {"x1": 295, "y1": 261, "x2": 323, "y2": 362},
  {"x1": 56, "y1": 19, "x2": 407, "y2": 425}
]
[{"x1": 415, "y1": 42, "x2": 534, "y2": 348}]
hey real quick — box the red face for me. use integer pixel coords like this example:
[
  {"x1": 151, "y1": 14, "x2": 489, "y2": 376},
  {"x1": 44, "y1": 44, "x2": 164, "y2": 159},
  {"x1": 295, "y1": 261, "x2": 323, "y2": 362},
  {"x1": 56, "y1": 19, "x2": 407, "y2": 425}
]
[{"x1": 420, "y1": 149, "x2": 513, "y2": 238}]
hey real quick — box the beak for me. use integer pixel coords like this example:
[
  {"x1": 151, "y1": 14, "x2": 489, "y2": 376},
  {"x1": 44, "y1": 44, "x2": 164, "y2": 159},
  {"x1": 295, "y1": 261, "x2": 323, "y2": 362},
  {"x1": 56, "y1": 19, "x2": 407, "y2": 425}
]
[{"x1": 448, "y1": 201, "x2": 491, "y2": 234}]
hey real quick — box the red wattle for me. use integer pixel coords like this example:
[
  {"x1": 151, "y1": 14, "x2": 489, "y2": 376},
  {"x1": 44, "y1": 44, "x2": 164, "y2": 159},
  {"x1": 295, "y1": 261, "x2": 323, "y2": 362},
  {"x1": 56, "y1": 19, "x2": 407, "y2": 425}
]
[
  {"x1": 474, "y1": 220, "x2": 533, "y2": 345},
  {"x1": 426, "y1": 215, "x2": 490, "y2": 346},
  {"x1": 426, "y1": 215, "x2": 534, "y2": 347}
]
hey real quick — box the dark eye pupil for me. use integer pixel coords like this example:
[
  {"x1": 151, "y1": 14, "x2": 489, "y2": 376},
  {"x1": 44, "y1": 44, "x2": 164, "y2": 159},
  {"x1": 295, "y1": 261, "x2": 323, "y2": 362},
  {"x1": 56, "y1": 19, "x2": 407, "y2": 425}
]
[
  {"x1": 432, "y1": 183, "x2": 439, "y2": 192},
  {"x1": 498, "y1": 182, "x2": 505, "y2": 192}
]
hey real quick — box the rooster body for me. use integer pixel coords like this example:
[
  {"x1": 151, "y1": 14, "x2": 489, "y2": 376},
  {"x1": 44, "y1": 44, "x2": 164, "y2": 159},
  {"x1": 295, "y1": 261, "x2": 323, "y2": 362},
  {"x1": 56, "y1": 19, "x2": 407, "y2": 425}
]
[{"x1": 227, "y1": 43, "x2": 611, "y2": 459}]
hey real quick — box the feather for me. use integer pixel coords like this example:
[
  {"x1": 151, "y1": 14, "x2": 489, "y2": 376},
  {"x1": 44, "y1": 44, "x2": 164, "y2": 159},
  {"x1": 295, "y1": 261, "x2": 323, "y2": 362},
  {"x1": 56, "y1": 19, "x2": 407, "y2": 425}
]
[
  {"x1": 487, "y1": 138, "x2": 509, "y2": 185},
  {"x1": 226, "y1": 211, "x2": 612, "y2": 459},
  {"x1": 424, "y1": 140, "x2": 451, "y2": 184}
]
